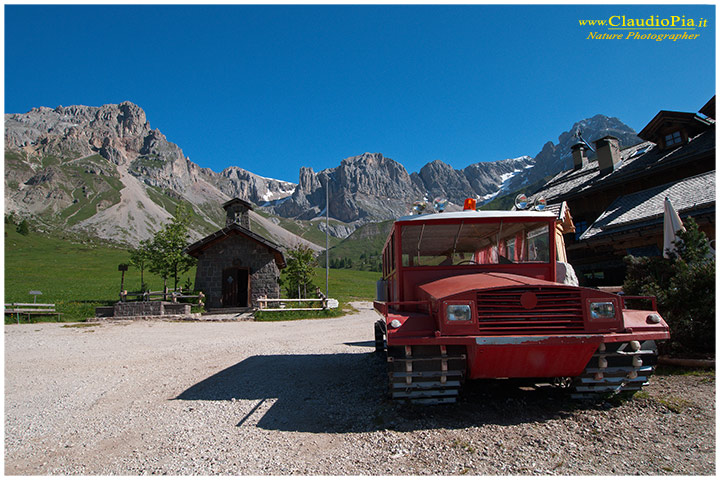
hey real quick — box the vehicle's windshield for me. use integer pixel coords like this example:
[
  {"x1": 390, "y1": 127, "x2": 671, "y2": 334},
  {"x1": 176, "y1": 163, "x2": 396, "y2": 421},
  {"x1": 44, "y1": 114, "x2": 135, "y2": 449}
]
[{"x1": 400, "y1": 220, "x2": 550, "y2": 267}]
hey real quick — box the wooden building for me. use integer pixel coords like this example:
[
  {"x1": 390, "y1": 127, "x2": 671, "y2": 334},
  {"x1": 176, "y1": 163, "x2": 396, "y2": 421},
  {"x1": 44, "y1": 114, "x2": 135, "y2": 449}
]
[
  {"x1": 532, "y1": 96, "x2": 715, "y2": 286},
  {"x1": 186, "y1": 198, "x2": 285, "y2": 309}
]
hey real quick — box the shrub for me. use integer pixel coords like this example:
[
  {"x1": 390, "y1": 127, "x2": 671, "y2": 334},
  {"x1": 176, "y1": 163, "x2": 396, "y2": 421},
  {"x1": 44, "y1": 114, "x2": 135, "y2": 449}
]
[
  {"x1": 16, "y1": 220, "x2": 30, "y2": 236},
  {"x1": 623, "y1": 218, "x2": 715, "y2": 355}
]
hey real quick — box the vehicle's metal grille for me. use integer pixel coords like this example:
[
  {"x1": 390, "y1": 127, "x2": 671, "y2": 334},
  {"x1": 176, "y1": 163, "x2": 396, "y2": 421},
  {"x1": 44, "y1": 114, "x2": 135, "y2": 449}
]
[{"x1": 476, "y1": 287, "x2": 584, "y2": 333}]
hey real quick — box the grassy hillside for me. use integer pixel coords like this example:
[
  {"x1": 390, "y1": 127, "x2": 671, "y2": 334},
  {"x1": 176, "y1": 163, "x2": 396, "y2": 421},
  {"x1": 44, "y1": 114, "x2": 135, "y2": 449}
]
[
  {"x1": 4, "y1": 226, "x2": 195, "y2": 323},
  {"x1": 6, "y1": 152, "x2": 126, "y2": 231},
  {"x1": 145, "y1": 186, "x2": 224, "y2": 234},
  {"x1": 319, "y1": 220, "x2": 393, "y2": 271},
  {"x1": 254, "y1": 209, "x2": 344, "y2": 248}
]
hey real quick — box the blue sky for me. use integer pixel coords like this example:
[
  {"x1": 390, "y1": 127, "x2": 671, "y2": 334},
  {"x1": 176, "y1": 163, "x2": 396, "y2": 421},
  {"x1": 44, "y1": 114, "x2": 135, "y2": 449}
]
[{"x1": 4, "y1": 4, "x2": 715, "y2": 183}]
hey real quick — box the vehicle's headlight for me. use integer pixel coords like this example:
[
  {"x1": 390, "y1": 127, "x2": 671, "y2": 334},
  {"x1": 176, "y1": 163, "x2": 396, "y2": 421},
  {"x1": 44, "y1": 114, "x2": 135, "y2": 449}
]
[
  {"x1": 447, "y1": 304, "x2": 472, "y2": 321},
  {"x1": 590, "y1": 301, "x2": 615, "y2": 319}
]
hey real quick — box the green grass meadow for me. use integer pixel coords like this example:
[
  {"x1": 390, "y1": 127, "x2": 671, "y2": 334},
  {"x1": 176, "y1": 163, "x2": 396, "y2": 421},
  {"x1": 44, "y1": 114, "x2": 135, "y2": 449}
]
[
  {"x1": 5, "y1": 227, "x2": 379, "y2": 323},
  {"x1": 4, "y1": 227, "x2": 195, "y2": 323},
  {"x1": 253, "y1": 266, "x2": 379, "y2": 321},
  {"x1": 307, "y1": 267, "x2": 378, "y2": 303}
]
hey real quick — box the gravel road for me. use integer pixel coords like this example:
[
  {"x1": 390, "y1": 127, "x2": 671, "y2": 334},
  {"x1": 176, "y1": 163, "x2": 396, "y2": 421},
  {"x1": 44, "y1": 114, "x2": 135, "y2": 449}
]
[{"x1": 4, "y1": 302, "x2": 715, "y2": 475}]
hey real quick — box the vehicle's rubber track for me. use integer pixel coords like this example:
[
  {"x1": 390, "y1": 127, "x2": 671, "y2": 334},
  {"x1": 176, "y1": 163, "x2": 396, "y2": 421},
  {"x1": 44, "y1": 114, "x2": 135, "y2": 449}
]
[
  {"x1": 387, "y1": 344, "x2": 467, "y2": 405},
  {"x1": 572, "y1": 340, "x2": 658, "y2": 399},
  {"x1": 374, "y1": 320, "x2": 386, "y2": 353}
]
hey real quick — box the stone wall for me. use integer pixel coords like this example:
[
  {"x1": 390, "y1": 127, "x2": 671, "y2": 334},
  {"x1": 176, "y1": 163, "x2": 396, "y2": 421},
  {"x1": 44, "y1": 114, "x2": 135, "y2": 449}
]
[
  {"x1": 194, "y1": 234, "x2": 281, "y2": 308},
  {"x1": 111, "y1": 301, "x2": 191, "y2": 317},
  {"x1": 95, "y1": 306, "x2": 115, "y2": 318},
  {"x1": 114, "y1": 301, "x2": 163, "y2": 317},
  {"x1": 164, "y1": 303, "x2": 191, "y2": 315}
]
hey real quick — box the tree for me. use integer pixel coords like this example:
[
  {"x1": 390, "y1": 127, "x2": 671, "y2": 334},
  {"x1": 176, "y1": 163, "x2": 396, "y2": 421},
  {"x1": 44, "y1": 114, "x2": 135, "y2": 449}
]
[
  {"x1": 147, "y1": 204, "x2": 197, "y2": 292},
  {"x1": 16, "y1": 219, "x2": 29, "y2": 236},
  {"x1": 284, "y1": 244, "x2": 318, "y2": 298},
  {"x1": 623, "y1": 218, "x2": 715, "y2": 354},
  {"x1": 128, "y1": 239, "x2": 152, "y2": 291}
]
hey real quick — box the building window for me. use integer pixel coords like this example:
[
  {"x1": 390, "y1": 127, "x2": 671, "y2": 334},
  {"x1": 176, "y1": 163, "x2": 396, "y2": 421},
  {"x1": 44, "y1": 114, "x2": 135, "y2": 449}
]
[
  {"x1": 583, "y1": 271, "x2": 605, "y2": 280},
  {"x1": 626, "y1": 245, "x2": 661, "y2": 257},
  {"x1": 664, "y1": 130, "x2": 683, "y2": 147},
  {"x1": 574, "y1": 220, "x2": 588, "y2": 241}
]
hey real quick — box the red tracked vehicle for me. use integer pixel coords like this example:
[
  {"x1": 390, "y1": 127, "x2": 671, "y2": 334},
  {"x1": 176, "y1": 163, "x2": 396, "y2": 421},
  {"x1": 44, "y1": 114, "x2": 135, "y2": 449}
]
[{"x1": 373, "y1": 203, "x2": 670, "y2": 404}]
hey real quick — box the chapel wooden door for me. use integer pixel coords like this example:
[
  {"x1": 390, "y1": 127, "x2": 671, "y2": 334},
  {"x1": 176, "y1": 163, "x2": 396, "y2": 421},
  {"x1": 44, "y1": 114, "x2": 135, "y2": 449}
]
[{"x1": 222, "y1": 268, "x2": 249, "y2": 307}]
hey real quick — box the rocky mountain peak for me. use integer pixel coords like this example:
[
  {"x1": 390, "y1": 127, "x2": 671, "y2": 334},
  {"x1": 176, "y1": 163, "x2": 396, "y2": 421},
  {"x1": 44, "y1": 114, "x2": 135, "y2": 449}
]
[
  {"x1": 297, "y1": 166, "x2": 320, "y2": 193},
  {"x1": 4, "y1": 101, "x2": 310, "y2": 246},
  {"x1": 504, "y1": 114, "x2": 641, "y2": 193},
  {"x1": 416, "y1": 160, "x2": 473, "y2": 204},
  {"x1": 341, "y1": 151, "x2": 378, "y2": 165},
  {"x1": 5, "y1": 101, "x2": 155, "y2": 165},
  {"x1": 116, "y1": 101, "x2": 148, "y2": 137},
  {"x1": 5, "y1": 101, "x2": 642, "y2": 246}
]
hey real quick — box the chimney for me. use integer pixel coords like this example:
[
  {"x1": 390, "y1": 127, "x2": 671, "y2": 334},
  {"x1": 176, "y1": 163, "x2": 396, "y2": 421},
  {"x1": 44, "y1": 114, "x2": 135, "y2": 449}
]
[
  {"x1": 222, "y1": 198, "x2": 253, "y2": 229},
  {"x1": 571, "y1": 142, "x2": 589, "y2": 171},
  {"x1": 593, "y1": 136, "x2": 621, "y2": 175}
]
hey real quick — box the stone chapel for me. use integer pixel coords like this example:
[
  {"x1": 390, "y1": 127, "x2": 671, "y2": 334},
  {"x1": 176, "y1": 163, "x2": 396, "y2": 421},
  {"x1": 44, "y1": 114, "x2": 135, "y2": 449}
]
[{"x1": 186, "y1": 198, "x2": 285, "y2": 309}]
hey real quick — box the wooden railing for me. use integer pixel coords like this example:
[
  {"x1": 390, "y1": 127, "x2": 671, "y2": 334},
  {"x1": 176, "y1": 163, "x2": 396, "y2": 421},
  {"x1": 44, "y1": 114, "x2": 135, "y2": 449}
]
[
  {"x1": 257, "y1": 296, "x2": 339, "y2": 311},
  {"x1": 120, "y1": 289, "x2": 205, "y2": 306}
]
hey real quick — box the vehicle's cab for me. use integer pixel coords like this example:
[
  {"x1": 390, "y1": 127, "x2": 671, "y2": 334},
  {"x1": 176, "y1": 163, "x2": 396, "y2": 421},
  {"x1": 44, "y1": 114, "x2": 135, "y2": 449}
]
[{"x1": 378, "y1": 210, "x2": 561, "y2": 306}]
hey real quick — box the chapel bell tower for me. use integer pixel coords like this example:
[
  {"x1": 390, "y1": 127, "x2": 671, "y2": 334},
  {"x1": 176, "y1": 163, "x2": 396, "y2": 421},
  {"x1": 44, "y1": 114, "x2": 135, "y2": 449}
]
[{"x1": 222, "y1": 198, "x2": 253, "y2": 229}]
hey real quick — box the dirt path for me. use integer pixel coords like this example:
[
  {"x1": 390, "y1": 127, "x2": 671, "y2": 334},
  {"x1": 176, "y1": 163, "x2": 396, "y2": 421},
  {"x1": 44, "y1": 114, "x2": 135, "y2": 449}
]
[{"x1": 4, "y1": 303, "x2": 715, "y2": 475}]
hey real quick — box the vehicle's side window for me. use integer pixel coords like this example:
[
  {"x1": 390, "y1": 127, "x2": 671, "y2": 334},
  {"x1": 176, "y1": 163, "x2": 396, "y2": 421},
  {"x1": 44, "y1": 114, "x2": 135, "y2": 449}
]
[{"x1": 527, "y1": 225, "x2": 549, "y2": 262}]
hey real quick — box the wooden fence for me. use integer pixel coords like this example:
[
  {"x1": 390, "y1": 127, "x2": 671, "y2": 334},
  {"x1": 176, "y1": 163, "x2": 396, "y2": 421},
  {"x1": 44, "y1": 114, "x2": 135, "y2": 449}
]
[
  {"x1": 257, "y1": 296, "x2": 339, "y2": 311},
  {"x1": 120, "y1": 289, "x2": 205, "y2": 306}
]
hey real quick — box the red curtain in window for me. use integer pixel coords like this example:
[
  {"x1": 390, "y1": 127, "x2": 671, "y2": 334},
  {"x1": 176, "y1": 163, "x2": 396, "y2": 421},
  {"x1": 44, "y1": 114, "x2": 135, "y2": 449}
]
[{"x1": 515, "y1": 233, "x2": 525, "y2": 262}]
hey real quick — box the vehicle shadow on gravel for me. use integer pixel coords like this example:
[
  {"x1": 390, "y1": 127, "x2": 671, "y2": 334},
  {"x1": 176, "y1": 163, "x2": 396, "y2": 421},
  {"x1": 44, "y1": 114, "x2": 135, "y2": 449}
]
[
  {"x1": 176, "y1": 352, "x2": 619, "y2": 434},
  {"x1": 177, "y1": 352, "x2": 388, "y2": 433}
]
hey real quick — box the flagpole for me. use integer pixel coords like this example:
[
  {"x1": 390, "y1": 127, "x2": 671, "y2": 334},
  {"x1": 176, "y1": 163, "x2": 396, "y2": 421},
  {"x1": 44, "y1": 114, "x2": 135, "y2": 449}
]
[{"x1": 325, "y1": 172, "x2": 329, "y2": 298}]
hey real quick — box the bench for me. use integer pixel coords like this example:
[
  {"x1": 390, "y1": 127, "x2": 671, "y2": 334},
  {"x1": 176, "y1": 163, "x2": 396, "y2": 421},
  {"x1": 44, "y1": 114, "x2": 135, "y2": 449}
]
[{"x1": 4, "y1": 303, "x2": 62, "y2": 323}]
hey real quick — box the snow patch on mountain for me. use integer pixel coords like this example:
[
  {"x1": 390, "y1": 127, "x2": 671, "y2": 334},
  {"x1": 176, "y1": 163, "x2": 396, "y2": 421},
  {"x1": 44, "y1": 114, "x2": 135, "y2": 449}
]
[{"x1": 478, "y1": 160, "x2": 534, "y2": 204}]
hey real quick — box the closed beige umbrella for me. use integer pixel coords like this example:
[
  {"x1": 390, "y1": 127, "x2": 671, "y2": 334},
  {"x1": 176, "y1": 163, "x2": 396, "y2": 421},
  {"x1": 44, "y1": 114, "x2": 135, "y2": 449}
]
[{"x1": 663, "y1": 196, "x2": 685, "y2": 258}]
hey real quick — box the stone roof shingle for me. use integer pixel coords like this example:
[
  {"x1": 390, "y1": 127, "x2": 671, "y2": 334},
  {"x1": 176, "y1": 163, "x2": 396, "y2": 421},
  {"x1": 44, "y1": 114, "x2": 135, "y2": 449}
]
[
  {"x1": 535, "y1": 127, "x2": 715, "y2": 202},
  {"x1": 185, "y1": 223, "x2": 286, "y2": 268},
  {"x1": 579, "y1": 171, "x2": 716, "y2": 241}
]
